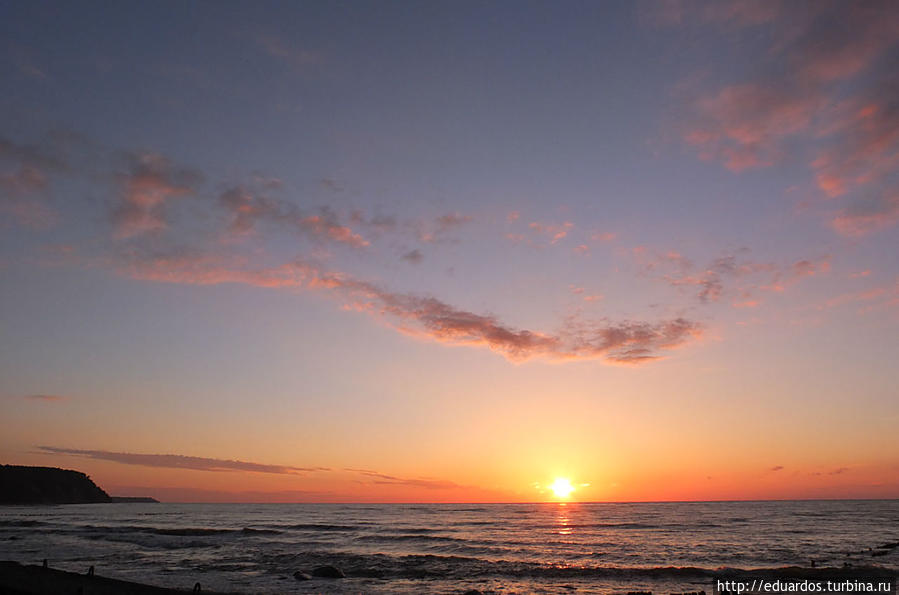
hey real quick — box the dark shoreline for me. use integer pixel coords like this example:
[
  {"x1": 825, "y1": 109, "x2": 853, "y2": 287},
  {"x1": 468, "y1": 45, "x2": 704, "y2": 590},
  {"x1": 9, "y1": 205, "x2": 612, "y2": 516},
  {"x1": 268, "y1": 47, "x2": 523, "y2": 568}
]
[
  {"x1": 1, "y1": 560, "x2": 895, "y2": 595},
  {"x1": 0, "y1": 561, "x2": 226, "y2": 595}
]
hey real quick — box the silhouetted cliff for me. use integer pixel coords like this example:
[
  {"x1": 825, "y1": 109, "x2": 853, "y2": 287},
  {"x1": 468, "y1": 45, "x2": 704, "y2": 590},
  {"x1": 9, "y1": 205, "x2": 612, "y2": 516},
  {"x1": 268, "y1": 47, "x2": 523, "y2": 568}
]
[{"x1": 0, "y1": 465, "x2": 112, "y2": 504}]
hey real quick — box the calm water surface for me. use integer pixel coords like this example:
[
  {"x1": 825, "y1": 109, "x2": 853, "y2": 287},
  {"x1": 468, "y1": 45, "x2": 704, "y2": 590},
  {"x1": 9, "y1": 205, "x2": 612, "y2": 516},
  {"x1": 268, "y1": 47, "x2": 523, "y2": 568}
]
[{"x1": 1, "y1": 501, "x2": 897, "y2": 593}]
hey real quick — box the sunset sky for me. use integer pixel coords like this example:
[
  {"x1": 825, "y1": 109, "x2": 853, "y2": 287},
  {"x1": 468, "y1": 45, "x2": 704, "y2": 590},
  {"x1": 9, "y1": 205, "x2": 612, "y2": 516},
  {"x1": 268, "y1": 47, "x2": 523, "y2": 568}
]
[{"x1": 1, "y1": 0, "x2": 897, "y2": 503}]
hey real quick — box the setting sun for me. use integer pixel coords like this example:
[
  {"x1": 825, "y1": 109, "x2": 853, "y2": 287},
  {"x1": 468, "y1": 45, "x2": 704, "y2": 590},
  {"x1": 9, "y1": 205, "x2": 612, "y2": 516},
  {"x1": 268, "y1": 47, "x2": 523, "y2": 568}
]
[{"x1": 549, "y1": 478, "x2": 575, "y2": 499}]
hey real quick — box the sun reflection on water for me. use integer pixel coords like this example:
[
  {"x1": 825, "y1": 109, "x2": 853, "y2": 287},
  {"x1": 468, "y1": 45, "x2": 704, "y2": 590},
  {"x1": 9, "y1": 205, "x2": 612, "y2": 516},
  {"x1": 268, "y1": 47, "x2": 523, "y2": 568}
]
[{"x1": 555, "y1": 502, "x2": 572, "y2": 535}]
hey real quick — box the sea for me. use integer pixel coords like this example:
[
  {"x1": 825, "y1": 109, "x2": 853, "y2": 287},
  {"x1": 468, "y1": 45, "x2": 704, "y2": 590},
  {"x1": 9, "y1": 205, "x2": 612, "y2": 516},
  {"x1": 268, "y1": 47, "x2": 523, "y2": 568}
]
[{"x1": 1, "y1": 500, "x2": 897, "y2": 594}]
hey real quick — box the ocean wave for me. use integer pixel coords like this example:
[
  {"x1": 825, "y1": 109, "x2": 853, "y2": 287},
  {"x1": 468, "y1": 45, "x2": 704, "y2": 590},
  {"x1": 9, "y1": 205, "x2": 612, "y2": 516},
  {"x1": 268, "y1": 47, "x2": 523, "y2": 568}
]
[
  {"x1": 75, "y1": 525, "x2": 282, "y2": 537},
  {"x1": 380, "y1": 527, "x2": 443, "y2": 534},
  {"x1": 286, "y1": 523, "x2": 360, "y2": 531},
  {"x1": 264, "y1": 551, "x2": 897, "y2": 581},
  {"x1": 83, "y1": 533, "x2": 222, "y2": 549},
  {"x1": 354, "y1": 533, "x2": 465, "y2": 543},
  {"x1": 0, "y1": 520, "x2": 43, "y2": 527},
  {"x1": 537, "y1": 522, "x2": 660, "y2": 530}
]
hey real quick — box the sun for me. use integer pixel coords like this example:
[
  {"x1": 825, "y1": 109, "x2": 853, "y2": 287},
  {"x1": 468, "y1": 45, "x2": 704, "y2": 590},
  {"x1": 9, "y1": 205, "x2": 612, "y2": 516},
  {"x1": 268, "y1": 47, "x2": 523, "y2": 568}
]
[{"x1": 549, "y1": 477, "x2": 575, "y2": 499}]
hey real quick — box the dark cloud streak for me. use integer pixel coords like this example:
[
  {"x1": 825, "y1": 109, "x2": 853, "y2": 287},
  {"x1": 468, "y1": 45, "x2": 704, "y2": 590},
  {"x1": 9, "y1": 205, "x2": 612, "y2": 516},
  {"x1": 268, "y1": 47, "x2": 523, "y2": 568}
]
[{"x1": 37, "y1": 446, "x2": 329, "y2": 475}]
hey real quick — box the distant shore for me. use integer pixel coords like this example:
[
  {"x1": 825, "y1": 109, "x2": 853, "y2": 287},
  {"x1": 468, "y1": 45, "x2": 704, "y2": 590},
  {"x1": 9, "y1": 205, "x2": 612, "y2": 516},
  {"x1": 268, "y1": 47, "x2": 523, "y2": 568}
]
[{"x1": 0, "y1": 465, "x2": 157, "y2": 505}]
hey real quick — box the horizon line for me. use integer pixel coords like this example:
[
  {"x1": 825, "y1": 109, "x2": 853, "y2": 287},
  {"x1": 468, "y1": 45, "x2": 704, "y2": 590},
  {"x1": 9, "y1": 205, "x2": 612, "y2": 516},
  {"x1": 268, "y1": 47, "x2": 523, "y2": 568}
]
[{"x1": 106, "y1": 497, "x2": 899, "y2": 505}]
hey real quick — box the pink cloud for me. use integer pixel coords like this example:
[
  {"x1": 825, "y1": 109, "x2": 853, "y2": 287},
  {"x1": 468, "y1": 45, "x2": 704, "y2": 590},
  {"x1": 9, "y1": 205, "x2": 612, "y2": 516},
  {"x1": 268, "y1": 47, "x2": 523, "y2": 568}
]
[
  {"x1": 732, "y1": 299, "x2": 761, "y2": 309},
  {"x1": 831, "y1": 191, "x2": 899, "y2": 237},
  {"x1": 676, "y1": 1, "x2": 899, "y2": 235},
  {"x1": 810, "y1": 80, "x2": 899, "y2": 207},
  {"x1": 301, "y1": 215, "x2": 369, "y2": 247},
  {"x1": 591, "y1": 231, "x2": 617, "y2": 242},
  {"x1": 819, "y1": 286, "x2": 890, "y2": 311},
  {"x1": 686, "y1": 83, "x2": 820, "y2": 172},
  {"x1": 118, "y1": 250, "x2": 330, "y2": 290},
  {"x1": 568, "y1": 285, "x2": 601, "y2": 302},
  {"x1": 528, "y1": 221, "x2": 573, "y2": 243},
  {"x1": 337, "y1": 278, "x2": 701, "y2": 364},
  {"x1": 118, "y1": 250, "x2": 702, "y2": 365},
  {"x1": 113, "y1": 153, "x2": 201, "y2": 238},
  {"x1": 219, "y1": 186, "x2": 369, "y2": 247},
  {"x1": 760, "y1": 257, "x2": 831, "y2": 292},
  {"x1": 637, "y1": 249, "x2": 828, "y2": 303}
]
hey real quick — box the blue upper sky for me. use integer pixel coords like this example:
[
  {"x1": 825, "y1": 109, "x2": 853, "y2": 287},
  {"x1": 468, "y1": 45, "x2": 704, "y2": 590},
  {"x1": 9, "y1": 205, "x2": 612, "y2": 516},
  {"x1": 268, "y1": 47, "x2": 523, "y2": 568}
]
[{"x1": 1, "y1": 0, "x2": 897, "y2": 501}]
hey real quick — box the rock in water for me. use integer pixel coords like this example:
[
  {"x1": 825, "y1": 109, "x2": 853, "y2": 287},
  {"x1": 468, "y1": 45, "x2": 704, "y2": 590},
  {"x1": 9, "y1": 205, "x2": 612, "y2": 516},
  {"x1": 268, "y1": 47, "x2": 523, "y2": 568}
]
[
  {"x1": 312, "y1": 565, "x2": 345, "y2": 578},
  {"x1": 293, "y1": 571, "x2": 312, "y2": 581}
]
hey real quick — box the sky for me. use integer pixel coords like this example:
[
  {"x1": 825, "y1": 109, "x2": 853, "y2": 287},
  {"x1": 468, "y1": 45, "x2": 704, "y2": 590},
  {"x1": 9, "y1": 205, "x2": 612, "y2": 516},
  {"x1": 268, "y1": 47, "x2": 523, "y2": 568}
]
[{"x1": 1, "y1": 0, "x2": 897, "y2": 503}]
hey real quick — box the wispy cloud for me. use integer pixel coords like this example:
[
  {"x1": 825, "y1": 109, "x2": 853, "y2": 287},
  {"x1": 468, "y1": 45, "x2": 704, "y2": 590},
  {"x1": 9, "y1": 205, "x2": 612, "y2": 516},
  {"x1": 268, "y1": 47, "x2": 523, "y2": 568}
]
[
  {"x1": 0, "y1": 134, "x2": 67, "y2": 228},
  {"x1": 356, "y1": 287, "x2": 695, "y2": 364},
  {"x1": 816, "y1": 279, "x2": 899, "y2": 314},
  {"x1": 591, "y1": 231, "x2": 617, "y2": 243},
  {"x1": 220, "y1": 185, "x2": 370, "y2": 247},
  {"x1": 415, "y1": 212, "x2": 474, "y2": 243},
  {"x1": 104, "y1": 485, "x2": 336, "y2": 503},
  {"x1": 112, "y1": 153, "x2": 202, "y2": 239},
  {"x1": 118, "y1": 249, "x2": 702, "y2": 365},
  {"x1": 254, "y1": 33, "x2": 320, "y2": 68},
  {"x1": 674, "y1": 0, "x2": 899, "y2": 236},
  {"x1": 528, "y1": 221, "x2": 573, "y2": 244},
  {"x1": 810, "y1": 466, "x2": 852, "y2": 477},
  {"x1": 37, "y1": 447, "x2": 475, "y2": 496},
  {"x1": 37, "y1": 446, "x2": 329, "y2": 474},
  {"x1": 8, "y1": 130, "x2": 703, "y2": 367},
  {"x1": 116, "y1": 249, "x2": 322, "y2": 289},
  {"x1": 401, "y1": 249, "x2": 423, "y2": 264},
  {"x1": 0, "y1": 167, "x2": 56, "y2": 228},
  {"x1": 633, "y1": 248, "x2": 830, "y2": 306},
  {"x1": 569, "y1": 285, "x2": 603, "y2": 302},
  {"x1": 347, "y1": 469, "x2": 460, "y2": 490},
  {"x1": 831, "y1": 191, "x2": 899, "y2": 237},
  {"x1": 22, "y1": 394, "x2": 67, "y2": 402},
  {"x1": 685, "y1": 83, "x2": 820, "y2": 172}
]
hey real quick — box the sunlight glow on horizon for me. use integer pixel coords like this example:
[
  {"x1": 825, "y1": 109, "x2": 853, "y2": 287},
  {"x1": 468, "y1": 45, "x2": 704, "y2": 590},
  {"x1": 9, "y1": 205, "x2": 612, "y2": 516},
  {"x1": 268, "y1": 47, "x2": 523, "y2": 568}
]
[
  {"x1": 549, "y1": 478, "x2": 575, "y2": 499},
  {"x1": 0, "y1": 0, "x2": 897, "y2": 503}
]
